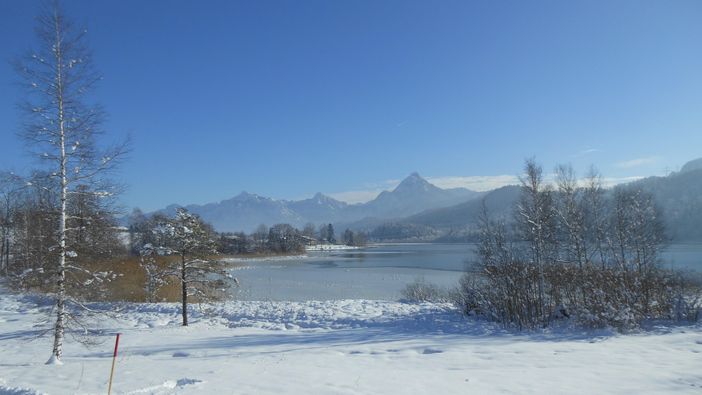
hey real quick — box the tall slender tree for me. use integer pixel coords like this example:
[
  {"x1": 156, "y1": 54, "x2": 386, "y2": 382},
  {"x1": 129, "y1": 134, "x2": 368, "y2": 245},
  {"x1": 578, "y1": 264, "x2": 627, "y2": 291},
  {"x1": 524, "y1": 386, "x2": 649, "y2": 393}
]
[
  {"x1": 554, "y1": 164, "x2": 586, "y2": 267},
  {"x1": 516, "y1": 158, "x2": 557, "y2": 326},
  {"x1": 581, "y1": 167, "x2": 607, "y2": 267},
  {"x1": 15, "y1": 1, "x2": 127, "y2": 364}
]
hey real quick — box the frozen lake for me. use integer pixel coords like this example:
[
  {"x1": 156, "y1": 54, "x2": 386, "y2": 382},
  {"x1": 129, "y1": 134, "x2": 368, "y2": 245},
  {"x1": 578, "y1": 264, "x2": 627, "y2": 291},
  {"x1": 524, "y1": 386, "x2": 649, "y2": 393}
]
[{"x1": 228, "y1": 243, "x2": 702, "y2": 301}]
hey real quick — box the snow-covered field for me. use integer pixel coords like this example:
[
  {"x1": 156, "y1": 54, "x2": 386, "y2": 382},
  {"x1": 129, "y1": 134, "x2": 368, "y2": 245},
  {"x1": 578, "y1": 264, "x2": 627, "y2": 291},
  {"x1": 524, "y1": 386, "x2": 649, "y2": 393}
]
[
  {"x1": 305, "y1": 244, "x2": 362, "y2": 251},
  {"x1": 1, "y1": 289, "x2": 701, "y2": 394}
]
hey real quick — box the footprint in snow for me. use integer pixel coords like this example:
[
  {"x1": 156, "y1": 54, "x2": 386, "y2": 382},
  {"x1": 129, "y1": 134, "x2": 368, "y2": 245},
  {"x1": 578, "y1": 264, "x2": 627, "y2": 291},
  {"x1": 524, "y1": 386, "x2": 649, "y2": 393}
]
[
  {"x1": 175, "y1": 378, "x2": 202, "y2": 387},
  {"x1": 124, "y1": 378, "x2": 203, "y2": 394},
  {"x1": 172, "y1": 351, "x2": 190, "y2": 358},
  {"x1": 162, "y1": 378, "x2": 203, "y2": 389}
]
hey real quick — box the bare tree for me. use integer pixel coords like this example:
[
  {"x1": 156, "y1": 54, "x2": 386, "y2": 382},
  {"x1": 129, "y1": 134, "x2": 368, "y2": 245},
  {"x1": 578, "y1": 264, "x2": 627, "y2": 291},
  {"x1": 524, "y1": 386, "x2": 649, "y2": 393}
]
[
  {"x1": 8, "y1": 172, "x2": 59, "y2": 287},
  {"x1": 302, "y1": 222, "x2": 316, "y2": 239},
  {"x1": 252, "y1": 224, "x2": 268, "y2": 252},
  {"x1": 318, "y1": 223, "x2": 329, "y2": 243},
  {"x1": 581, "y1": 167, "x2": 607, "y2": 267},
  {"x1": 342, "y1": 229, "x2": 354, "y2": 246},
  {"x1": 14, "y1": 1, "x2": 128, "y2": 364},
  {"x1": 554, "y1": 164, "x2": 586, "y2": 267},
  {"x1": 609, "y1": 187, "x2": 665, "y2": 272},
  {"x1": 476, "y1": 200, "x2": 513, "y2": 268},
  {"x1": 268, "y1": 223, "x2": 304, "y2": 253},
  {"x1": 458, "y1": 161, "x2": 673, "y2": 330},
  {"x1": 0, "y1": 173, "x2": 25, "y2": 276},
  {"x1": 138, "y1": 243, "x2": 167, "y2": 303},
  {"x1": 515, "y1": 158, "x2": 558, "y2": 325}
]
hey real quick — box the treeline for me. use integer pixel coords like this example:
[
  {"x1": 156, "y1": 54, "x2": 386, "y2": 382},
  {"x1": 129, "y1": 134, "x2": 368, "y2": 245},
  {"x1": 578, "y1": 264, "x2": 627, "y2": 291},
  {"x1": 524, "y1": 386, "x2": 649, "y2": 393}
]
[
  {"x1": 128, "y1": 212, "x2": 367, "y2": 257},
  {"x1": 0, "y1": 172, "x2": 126, "y2": 292},
  {"x1": 0, "y1": 173, "x2": 367, "y2": 292},
  {"x1": 369, "y1": 222, "x2": 438, "y2": 242},
  {"x1": 219, "y1": 222, "x2": 368, "y2": 255},
  {"x1": 454, "y1": 160, "x2": 700, "y2": 330}
]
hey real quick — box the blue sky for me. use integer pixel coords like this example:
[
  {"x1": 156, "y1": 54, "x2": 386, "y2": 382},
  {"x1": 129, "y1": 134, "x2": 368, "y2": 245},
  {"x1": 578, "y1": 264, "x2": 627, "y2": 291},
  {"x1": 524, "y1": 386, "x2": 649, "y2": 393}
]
[{"x1": 1, "y1": 0, "x2": 701, "y2": 210}]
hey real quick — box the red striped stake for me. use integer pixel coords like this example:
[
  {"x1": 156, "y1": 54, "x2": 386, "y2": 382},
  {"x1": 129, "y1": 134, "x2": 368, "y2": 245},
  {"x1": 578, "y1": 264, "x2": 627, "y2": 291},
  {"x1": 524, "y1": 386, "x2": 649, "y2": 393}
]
[{"x1": 107, "y1": 333, "x2": 121, "y2": 395}]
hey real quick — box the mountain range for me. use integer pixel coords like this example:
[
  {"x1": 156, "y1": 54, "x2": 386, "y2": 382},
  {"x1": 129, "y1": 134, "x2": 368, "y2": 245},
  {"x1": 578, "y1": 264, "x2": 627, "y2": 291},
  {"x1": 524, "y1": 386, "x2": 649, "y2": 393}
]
[
  {"x1": 154, "y1": 172, "x2": 480, "y2": 233},
  {"x1": 151, "y1": 158, "x2": 702, "y2": 242},
  {"x1": 358, "y1": 159, "x2": 702, "y2": 242}
]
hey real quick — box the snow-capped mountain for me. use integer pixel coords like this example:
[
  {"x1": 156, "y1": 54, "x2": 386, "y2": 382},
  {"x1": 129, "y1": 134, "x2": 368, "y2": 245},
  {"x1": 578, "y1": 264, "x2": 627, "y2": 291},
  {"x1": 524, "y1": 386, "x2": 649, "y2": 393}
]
[
  {"x1": 158, "y1": 192, "x2": 305, "y2": 232},
  {"x1": 352, "y1": 172, "x2": 478, "y2": 219},
  {"x1": 287, "y1": 192, "x2": 350, "y2": 224},
  {"x1": 151, "y1": 173, "x2": 480, "y2": 232}
]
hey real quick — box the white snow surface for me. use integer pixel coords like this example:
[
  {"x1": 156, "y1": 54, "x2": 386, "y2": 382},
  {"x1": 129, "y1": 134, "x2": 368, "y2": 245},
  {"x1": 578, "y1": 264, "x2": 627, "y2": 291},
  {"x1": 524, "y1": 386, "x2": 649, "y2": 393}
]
[
  {"x1": 1, "y1": 289, "x2": 701, "y2": 394},
  {"x1": 305, "y1": 244, "x2": 362, "y2": 251}
]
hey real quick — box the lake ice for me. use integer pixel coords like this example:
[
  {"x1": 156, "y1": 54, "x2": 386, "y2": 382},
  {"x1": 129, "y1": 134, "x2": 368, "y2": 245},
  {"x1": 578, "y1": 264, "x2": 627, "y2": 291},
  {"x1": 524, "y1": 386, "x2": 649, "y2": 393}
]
[{"x1": 228, "y1": 243, "x2": 702, "y2": 301}]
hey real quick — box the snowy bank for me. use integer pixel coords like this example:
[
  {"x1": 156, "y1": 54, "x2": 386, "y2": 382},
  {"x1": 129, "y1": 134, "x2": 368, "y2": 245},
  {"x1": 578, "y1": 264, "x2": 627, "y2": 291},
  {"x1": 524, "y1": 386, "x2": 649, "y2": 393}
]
[
  {"x1": 305, "y1": 244, "x2": 363, "y2": 251},
  {"x1": 221, "y1": 254, "x2": 309, "y2": 263},
  {"x1": 1, "y1": 291, "x2": 701, "y2": 394}
]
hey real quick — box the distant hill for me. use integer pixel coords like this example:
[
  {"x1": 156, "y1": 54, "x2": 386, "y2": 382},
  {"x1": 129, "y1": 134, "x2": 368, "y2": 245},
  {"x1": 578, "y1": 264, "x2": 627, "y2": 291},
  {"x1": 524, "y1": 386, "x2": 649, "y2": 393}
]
[
  {"x1": 364, "y1": 157, "x2": 702, "y2": 242},
  {"x1": 150, "y1": 173, "x2": 480, "y2": 232},
  {"x1": 404, "y1": 185, "x2": 520, "y2": 228},
  {"x1": 357, "y1": 185, "x2": 520, "y2": 242},
  {"x1": 627, "y1": 161, "x2": 702, "y2": 241},
  {"x1": 680, "y1": 157, "x2": 702, "y2": 174}
]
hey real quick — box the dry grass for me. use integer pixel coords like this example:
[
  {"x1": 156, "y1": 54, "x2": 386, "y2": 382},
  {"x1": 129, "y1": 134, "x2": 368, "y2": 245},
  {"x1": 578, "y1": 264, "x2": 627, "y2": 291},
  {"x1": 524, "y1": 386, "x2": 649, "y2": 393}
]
[{"x1": 69, "y1": 255, "x2": 232, "y2": 303}]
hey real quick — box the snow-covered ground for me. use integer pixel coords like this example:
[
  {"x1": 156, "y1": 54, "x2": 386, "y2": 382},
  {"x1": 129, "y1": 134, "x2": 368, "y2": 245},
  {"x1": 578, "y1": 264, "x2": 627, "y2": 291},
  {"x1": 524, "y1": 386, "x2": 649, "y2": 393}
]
[
  {"x1": 1, "y1": 290, "x2": 701, "y2": 394},
  {"x1": 222, "y1": 254, "x2": 310, "y2": 263},
  {"x1": 305, "y1": 244, "x2": 363, "y2": 251}
]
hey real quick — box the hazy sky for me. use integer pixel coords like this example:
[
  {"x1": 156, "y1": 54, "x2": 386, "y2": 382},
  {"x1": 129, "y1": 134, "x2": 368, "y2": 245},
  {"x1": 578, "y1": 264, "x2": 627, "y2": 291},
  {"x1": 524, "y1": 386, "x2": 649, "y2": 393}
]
[{"x1": 1, "y1": 0, "x2": 700, "y2": 210}]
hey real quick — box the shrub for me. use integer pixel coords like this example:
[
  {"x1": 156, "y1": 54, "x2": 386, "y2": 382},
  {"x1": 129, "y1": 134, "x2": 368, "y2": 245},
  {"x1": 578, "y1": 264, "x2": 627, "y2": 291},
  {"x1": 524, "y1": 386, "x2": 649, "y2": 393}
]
[
  {"x1": 454, "y1": 262, "x2": 702, "y2": 331},
  {"x1": 401, "y1": 278, "x2": 444, "y2": 303}
]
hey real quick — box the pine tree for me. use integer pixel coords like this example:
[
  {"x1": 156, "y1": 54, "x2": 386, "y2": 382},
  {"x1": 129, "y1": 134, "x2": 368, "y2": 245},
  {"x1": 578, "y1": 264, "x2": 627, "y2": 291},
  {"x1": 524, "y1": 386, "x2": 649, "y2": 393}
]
[
  {"x1": 326, "y1": 223, "x2": 336, "y2": 244},
  {"x1": 154, "y1": 209, "x2": 225, "y2": 326}
]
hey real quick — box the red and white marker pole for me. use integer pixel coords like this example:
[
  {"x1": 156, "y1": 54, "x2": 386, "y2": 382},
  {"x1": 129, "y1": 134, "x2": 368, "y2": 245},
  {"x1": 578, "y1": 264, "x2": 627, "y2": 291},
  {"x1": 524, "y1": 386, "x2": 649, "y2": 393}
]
[{"x1": 107, "y1": 333, "x2": 121, "y2": 395}]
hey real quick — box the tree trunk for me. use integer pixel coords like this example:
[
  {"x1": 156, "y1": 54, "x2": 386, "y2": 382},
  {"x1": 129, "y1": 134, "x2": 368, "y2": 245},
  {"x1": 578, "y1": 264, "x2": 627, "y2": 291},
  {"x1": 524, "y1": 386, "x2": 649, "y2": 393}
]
[
  {"x1": 48, "y1": 11, "x2": 68, "y2": 364},
  {"x1": 181, "y1": 252, "x2": 188, "y2": 326},
  {"x1": 4, "y1": 234, "x2": 9, "y2": 276},
  {"x1": 0, "y1": 231, "x2": 6, "y2": 276}
]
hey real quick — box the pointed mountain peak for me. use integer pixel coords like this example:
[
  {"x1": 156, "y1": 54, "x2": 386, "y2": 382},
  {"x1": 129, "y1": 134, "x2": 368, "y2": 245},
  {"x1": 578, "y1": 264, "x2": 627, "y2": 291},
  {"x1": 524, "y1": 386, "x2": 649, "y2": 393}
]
[
  {"x1": 312, "y1": 192, "x2": 331, "y2": 203},
  {"x1": 309, "y1": 192, "x2": 346, "y2": 207},
  {"x1": 394, "y1": 172, "x2": 436, "y2": 192},
  {"x1": 234, "y1": 191, "x2": 264, "y2": 201},
  {"x1": 392, "y1": 172, "x2": 440, "y2": 194},
  {"x1": 401, "y1": 172, "x2": 425, "y2": 183}
]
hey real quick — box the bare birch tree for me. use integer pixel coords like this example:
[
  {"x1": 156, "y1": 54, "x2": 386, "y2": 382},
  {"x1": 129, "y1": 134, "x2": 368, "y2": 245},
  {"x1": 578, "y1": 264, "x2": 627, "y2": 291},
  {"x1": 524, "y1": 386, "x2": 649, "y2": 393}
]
[
  {"x1": 14, "y1": 1, "x2": 127, "y2": 364},
  {"x1": 554, "y1": 164, "x2": 586, "y2": 267},
  {"x1": 516, "y1": 159, "x2": 558, "y2": 325},
  {"x1": 581, "y1": 167, "x2": 607, "y2": 267}
]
